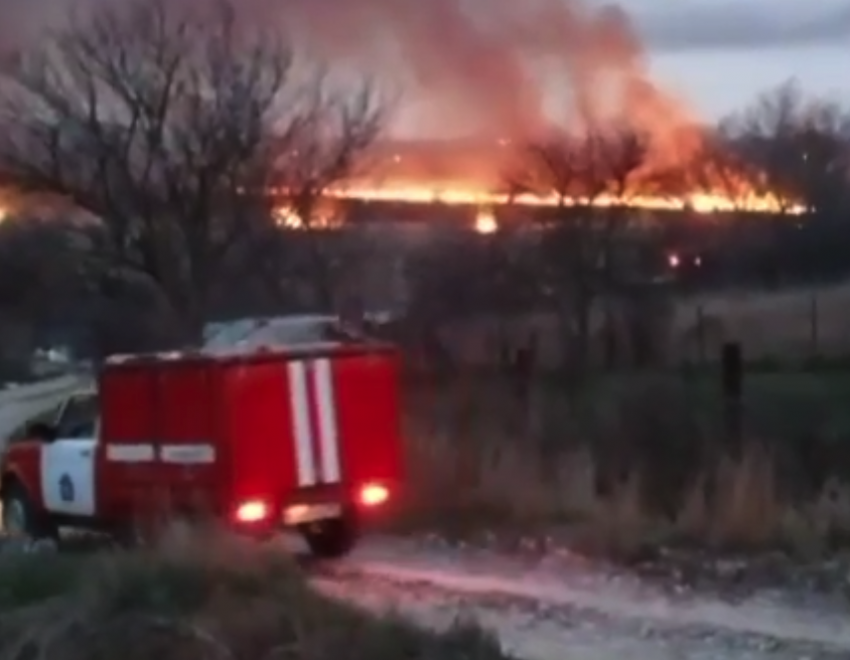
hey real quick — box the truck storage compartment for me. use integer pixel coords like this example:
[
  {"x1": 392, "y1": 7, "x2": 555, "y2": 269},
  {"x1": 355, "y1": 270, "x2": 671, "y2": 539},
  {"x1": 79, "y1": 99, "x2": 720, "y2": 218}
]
[
  {"x1": 220, "y1": 359, "x2": 296, "y2": 520},
  {"x1": 333, "y1": 350, "x2": 402, "y2": 498},
  {"x1": 155, "y1": 361, "x2": 221, "y2": 514},
  {"x1": 99, "y1": 365, "x2": 158, "y2": 520},
  {"x1": 220, "y1": 346, "x2": 402, "y2": 526},
  {"x1": 100, "y1": 342, "x2": 401, "y2": 546},
  {"x1": 100, "y1": 358, "x2": 222, "y2": 522}
]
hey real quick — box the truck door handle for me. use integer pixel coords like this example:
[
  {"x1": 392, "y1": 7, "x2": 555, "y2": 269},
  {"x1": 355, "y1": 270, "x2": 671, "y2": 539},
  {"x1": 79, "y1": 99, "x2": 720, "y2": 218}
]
[{"x1": 80, "y1": 450, "x2": 92, "y2": 458}]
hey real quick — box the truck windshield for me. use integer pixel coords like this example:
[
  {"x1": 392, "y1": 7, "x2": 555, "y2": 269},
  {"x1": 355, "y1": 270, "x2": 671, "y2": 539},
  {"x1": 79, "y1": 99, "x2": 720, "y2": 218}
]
[{"x1": 56, "y1": 393, "x2": 100, "y2": 438}]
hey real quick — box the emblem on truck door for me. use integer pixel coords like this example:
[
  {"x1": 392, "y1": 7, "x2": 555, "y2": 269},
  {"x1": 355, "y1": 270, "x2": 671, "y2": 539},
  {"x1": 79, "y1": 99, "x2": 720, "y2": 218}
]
[{"x1": 59, "y1": 474, "x2": 74, "y2": 502}]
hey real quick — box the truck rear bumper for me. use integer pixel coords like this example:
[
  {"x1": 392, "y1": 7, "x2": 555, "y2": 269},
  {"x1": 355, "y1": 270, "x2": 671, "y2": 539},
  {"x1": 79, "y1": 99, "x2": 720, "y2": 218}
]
[
  {"x1": 232, "y1": 481, "x2": 392, "y2": 529},
  {"x1": 282, "y1": 502, "x2": 343, "y2": 526}
]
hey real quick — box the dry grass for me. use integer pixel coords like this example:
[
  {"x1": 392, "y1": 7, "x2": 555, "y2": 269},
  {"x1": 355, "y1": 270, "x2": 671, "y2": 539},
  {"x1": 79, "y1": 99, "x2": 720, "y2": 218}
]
[
  {"x1": 675, "y1": 282, "x2": 850, "y2": 362},
  {"x1": 400, "y1": 375, "x2": 850, "y2": 560},
  {"x1": 0, "y1": 529, "x2": 508, "y2": 660},
  {"x1": 405, "y1": 430, "x2": 850, "y2": 559},
  {"x1": 419, "y1": 281, "x2": 850, "y2": 369}
]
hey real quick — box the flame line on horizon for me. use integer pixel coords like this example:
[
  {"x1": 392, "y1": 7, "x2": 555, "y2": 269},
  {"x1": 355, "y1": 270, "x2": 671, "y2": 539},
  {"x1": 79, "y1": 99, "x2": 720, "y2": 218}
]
[{"x1": 324, "y1": 185, "x2": 805, "y2": 215}]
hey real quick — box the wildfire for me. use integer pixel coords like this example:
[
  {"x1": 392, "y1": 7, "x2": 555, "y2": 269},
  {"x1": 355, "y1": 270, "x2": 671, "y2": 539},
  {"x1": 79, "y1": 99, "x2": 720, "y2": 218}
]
[
  {"x1": 273, "y1": 179, "x2": 804, "y2": 234},
  {"x1": 325, "y1": 185, "x2": 802, "y2": 215},
  {"x1": 299, "y1": 137, "x2": 807, "y2": 227},
  {"x1": 272, "y1": 198, "x2": 342, "y2": 230},
  {"x1": 475, "y1": 208, "x2": 498, "y2": 234},
  {"x1": 272, "y1": 137, "x2": 806, "y2": 232},
  {"x1": 273, "y1": 205, "x2": 301, "y2": 229}
]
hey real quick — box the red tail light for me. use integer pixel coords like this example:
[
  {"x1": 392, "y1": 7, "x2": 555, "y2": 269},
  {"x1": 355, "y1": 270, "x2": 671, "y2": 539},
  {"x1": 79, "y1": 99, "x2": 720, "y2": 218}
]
[
  {"x1": 358, "y1": 483, "x2": 389, "y2": 507},
  {"x1": 234, "y1": 499, "x2": 269, "y2": 523}
]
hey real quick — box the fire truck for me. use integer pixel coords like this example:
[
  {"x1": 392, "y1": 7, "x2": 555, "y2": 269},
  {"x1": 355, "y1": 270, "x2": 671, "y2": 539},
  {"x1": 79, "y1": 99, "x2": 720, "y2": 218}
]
[{"x1": 0, "y1": 341, "x2": 402, "y2": 558}]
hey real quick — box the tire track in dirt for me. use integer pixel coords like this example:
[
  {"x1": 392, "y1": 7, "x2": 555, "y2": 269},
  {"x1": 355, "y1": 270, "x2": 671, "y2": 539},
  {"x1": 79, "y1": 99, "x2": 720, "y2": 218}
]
[{"x1": 305, "y1": 537, "x2": 850, "y2": 660}]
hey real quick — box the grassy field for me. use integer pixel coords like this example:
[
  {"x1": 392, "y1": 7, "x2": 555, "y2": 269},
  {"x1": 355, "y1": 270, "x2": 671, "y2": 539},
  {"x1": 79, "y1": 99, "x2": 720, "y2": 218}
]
[
  {"x1": 675, "y1": 282, "x2": 850, "y2": 362},
  {"x1": 399, "y1": 369, "x2": 850, "y2": 559},
  {"x1": 427, "y1": 281, "x2": 850, "y2": 368},
  {"x1": 0, "y1": 530, "x2": 507, "y2": 660}
]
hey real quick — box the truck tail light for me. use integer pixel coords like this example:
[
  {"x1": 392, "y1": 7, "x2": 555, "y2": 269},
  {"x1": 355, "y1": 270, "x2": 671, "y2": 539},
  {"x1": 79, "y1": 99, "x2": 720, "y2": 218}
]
[
  {"x1": 234, "y1": 499, "x2": 269, "y2": 523},
  {"x1": 358, "y1": 482, "x2": 389, "y2": 507}
]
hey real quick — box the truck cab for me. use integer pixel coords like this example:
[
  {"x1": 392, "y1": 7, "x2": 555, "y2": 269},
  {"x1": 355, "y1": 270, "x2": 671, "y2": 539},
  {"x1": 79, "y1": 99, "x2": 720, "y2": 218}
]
[
  {"x1": 1, "y1": 389, "x2": 99, "y2": 541},
  {"x1": 0, "y1": 342, "x2": 402, "y2": 558}
]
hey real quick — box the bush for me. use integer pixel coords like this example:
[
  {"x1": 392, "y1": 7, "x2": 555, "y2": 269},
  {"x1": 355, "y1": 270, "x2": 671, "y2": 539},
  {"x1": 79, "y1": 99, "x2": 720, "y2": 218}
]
[
  {"x1": 400, "y1": 371, "x2": 850, "y2": 559},
  {"x1": 0, "y1": 530, "x2": 511, "y2": 660}
]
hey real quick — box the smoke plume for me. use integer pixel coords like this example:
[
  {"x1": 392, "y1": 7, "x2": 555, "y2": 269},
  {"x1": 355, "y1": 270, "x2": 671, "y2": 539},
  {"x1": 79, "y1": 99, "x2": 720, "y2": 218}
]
[
  {"x1": 276, "y1": 0, "x2": 699, "y2": 144},
  {"x1": 1, "y1": 0, "x2": 708, "y2": 171}
]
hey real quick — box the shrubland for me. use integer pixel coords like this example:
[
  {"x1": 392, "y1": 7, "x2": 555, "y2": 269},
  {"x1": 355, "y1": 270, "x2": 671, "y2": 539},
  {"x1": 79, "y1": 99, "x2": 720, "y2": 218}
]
[
  {"x1": 401, "y1": 369, "x2": 850, "y2": 560},
  {"x1": 0, "y1": 530, "x2": 509, "y2": 660}
]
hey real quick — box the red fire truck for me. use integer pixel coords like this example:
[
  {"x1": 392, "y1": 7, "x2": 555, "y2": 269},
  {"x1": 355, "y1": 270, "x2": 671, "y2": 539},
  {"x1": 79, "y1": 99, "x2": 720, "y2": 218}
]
[{"x1": 0, "y1": 342, "x2": 402, "y2": 558}]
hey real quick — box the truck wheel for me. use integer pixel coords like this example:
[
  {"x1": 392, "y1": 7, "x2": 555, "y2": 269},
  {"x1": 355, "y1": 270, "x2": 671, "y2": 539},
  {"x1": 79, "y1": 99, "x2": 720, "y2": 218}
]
[
  {"x1": 1, "y1": 482, "x2": 57, "y2": 544},
  {"x1": 300, "y1": 515, "x2": 358, "y2": 559}
]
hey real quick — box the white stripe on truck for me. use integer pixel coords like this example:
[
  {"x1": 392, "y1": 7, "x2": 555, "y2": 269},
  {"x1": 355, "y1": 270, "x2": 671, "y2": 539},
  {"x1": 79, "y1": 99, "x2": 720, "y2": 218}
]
[
  {"x1": 313, "y1": 358, "x2": 342, "y2": 483},
  {"x1": 286, "y1": 359, "x2": 343, "y2": 486},
  {"x1": 106, "y1": 444, "x2": 213, "y2": 464},
  {"x1": 287, "y1": 361, "x2": 318, "y2": 486},
  {"x1": 160, "y1": 444, "x2": 215, "y2": 464},
  {"x1": 107, "y1": 444, "x2": 156, "y2": 462}
]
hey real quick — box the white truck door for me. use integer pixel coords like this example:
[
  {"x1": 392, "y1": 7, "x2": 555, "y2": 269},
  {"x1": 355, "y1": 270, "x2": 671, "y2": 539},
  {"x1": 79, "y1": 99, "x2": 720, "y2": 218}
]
[{"x1": 40, "y1": 392, "x2": 99, "y2": 517}]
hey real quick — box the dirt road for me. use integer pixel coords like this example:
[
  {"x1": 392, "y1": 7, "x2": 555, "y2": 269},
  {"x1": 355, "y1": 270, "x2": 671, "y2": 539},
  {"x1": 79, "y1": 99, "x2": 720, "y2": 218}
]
[{"x1": 312, "y1": 536, "x2": 850, "y2": 660}]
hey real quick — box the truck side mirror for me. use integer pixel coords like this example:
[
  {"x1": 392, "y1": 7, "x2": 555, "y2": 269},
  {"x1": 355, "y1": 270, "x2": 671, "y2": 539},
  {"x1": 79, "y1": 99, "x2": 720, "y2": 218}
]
[{"x1": 27, "y1": 422, "x2": 57, "y2": 442}]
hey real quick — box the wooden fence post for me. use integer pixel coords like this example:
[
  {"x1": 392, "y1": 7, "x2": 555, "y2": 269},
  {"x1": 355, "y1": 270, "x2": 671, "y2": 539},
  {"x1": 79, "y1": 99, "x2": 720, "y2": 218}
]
[
  {"x1": 696, "y1": 304, "x2": 706, "y2": 366},
  {"x1": 721, "y1": 341, "x2": 743, "y2": 452},
  {"x1": 809, "y1": 293, "x2": 819, "y2": 360}
]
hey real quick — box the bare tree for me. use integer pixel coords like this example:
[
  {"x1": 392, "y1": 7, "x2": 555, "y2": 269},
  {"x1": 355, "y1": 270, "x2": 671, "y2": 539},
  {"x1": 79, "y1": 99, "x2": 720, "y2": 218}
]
[
  {"x1": 0, "y1": 0, "x2": 386, "y2": 343},
  {"x1": 251, "y1": 78, "x2": 387, "y2": 312},
  {"x1": 0, "y1": 217, "x2": 78, "y2": 317},
  {"x1": 709, "y1": 81, "x2": 850, "y2": 286},
  {"x1": 508, "y1": 127, "x2": 650, "y2": 375},
  {"x1": 0, "y1": 216, "x2": 83, "y2": 373},
  {"x1": 721, "y1": 80, "x2": 850, "y2": 218}
]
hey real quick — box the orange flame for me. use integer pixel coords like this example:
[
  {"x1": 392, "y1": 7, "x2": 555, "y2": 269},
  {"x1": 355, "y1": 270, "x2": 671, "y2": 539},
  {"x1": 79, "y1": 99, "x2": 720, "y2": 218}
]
[
  {"x1": 274, "y1": 173, "x2": 804, "y2": 233},
  {"x1": 296, "y1": 137, "x2": 806, "y2": 226},
  {"x1": 325, "y1": 184, "x2": 802, "y2": 215},
  {"x1": 273, "y1": 136, "x2": 805, "y2": 230}
]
